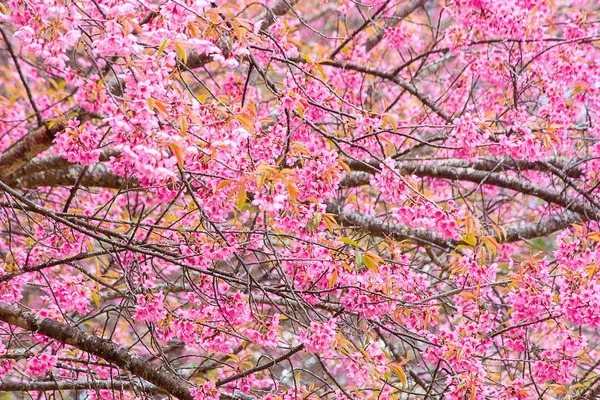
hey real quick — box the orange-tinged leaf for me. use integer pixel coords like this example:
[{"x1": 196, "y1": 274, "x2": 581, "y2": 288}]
[
  {"x1": 300, "y1": 53, "x2": 313, "y2": 64},
  {"x1": 337, "y1": 158, "x2": 352, "y2": 174},
  {"x1": 392, "y1": 364, "x2": 407, "y2": 386},
  {"x1": 188, "y1": 22, "x2": 199, "y2": 38},
  {"x1": 458, "y1": 291, "x2": 476, "y2": 300},
  {"x1": 585, "y1": 264, "x2": 598, "y2": 280},
  {"x1": 588, "y1": 232, "x2": 600, "y2": 242},
  {"x1": 169, "y1": 143, "x2": 184, "y2": 167},
  {"x1": 154, "y1": 99, "x2": 169, "y2": 115},
  {"x1": 296, "y1": 102, "x2": 305, "y2": 119},
  {"x1": 236, "y1": 115, "x2": 254, "y2": 132},
  {"x1": 287, "y1": 182, "x2": 298, "y2": 202},
  {"x1": 215, "y1": 179, "x2": 235, "y2": 191},
  {"x1": 323, "y1": 214, "x2": 337, "y2": 233},
  {"x1": 158, "y1": 38, "x2": 171, "y2": 54},
  {"x1": 180, "y1": 116, "x2": 188, "y2": 136},
  {"x1": 90, "y1": 291, "x2": 100, "y2": 308},
  {"x1": 363, "y1": 252, "x2": 381, "y2": 272},
  {"x1": 217, "y1": 2, "x2": 240, "y2": 11},
  {"x1": 317, "y1": 58, "x2": 334, "y2": 64}
]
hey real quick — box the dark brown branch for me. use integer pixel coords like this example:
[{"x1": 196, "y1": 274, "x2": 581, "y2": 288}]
[
  {"x1": 0, "y1": 107, "x2": 95, "y2": 179},
  {"x1": 0, "y1": 302, "x2": 194, "y2": 400},
  {"x1": 319, "y1": 59, "x2": 452, "y2": 121},
  {"x1": 4, "y1": 161, "x2": 580, "y2": 245},
  {"x1": 258, "y1": 0, "x2": 300, "y2": 31},
  {"x1": 501, "y1": 212, "x2": 583, "y2": 242},
  {"x1": 330, "y1": 1, "x2": 392, "y2": 58},
  {"x1": 8, "y1": 148, "x2": 119, "y2": 180},
  {"x1": 0, "y1": 250, "x2": 113, "y2": 284},
  {"x1": 328, "y1": 203, "x2": 582, "y2": 246},
  {"x1": 216, "y1": 344, "x2": 304, "y2": 387}
]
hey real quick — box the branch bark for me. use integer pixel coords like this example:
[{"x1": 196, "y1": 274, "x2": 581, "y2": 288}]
[
  {"x1": 328, "y1": 203, "x2": 582, "y2": 246},
  {"x1": 0, "y1": 108, "x2": 95, "y2": 180},
  {"x1": 8, "y1": 164, "x2": 132, "y2": 190},
  {"x1": 342, "y1": 160, "x2": 599, "y2": 220},
  {"x1": 4, "y1": 159, "x2": 582, "y2": 245},
  {"x1": 0, "y1": 302, "x2": 193, "y2": 400},
  {"x1": 0, "y1": 379, "x2": 161, "y2": 393},
  {"x1": 186, "y1": 0, "x2": 299, "y2": 70},
  {"x1": 364, "y1": 0, "x2": 427, "y2": 52},
  {"x1": 326, "y1": 202, "x2": 455, "y2": 249}
]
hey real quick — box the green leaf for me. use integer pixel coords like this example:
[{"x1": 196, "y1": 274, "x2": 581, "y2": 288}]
[{"x1": 355, "y1": 252, "x2": 363, "y2": 267}]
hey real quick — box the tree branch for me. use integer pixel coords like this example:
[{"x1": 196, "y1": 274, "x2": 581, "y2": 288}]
[
  {"x1": 0, "y1": 108, "x2": 95, "y2": 179},
  {"x1": 342, "y1": 160, "x2": 599, "y2": 220},
  {"x1": 8, "y1": 148, "x2": 119, "y2": 180},
  {"x1": 320, "y1": 59, "x2": 452, "y2": 121},
  {"x1": 328, "y1": 203, "x2": 582, "y2": 246},
  {"x1": 0, "y1": 302, "x2": 193, "y2": 400},
  {"x1": 326, "y1": 202, "x2": 455, "y2": 249},
  {"x1": 186, "y1": 0, "x2": 298, "y2": 70},
  {"x1": 7, "y1": 163, "x2": 133, "y2": 190},
  {"x1": 364, "y1": 0, "x2": 427, "y2": 52},
  {"x1": 344, "y1": 156, "x2": 584, "y2": 179},
  {"x1": 0, "y1": 379, "x2": 161, "y2": 393},
  {"x1": 4, "y1": 159, "x2": 582, "y2": 245}
]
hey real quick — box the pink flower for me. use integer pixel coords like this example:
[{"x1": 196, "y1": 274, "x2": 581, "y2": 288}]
[
  {"x1": 190, "y1": 380, "x2": 220, "y2": 400},
  {"x1": 370, "y1": 158, "x2": 407, "y2": 203},
  {"x1": 26, "y1": 352, "x2": 58, "y2": 376},
  {"x1": 134, "y1": 292, "x2": 167, "y2": 323},
  {"x1": 296, "y1": 319, "x2": 337, "y2": 353}
]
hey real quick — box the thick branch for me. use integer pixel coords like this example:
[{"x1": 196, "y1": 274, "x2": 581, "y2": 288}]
[
  {"x1": 326, "y1": 203, "x2": 455, "y2": 249},
  {"x1": 365, "y1": 0, "x2": 427, "y2": 52},
  {"x1": 344, "y1": 157, "x2": 584, "y2": 178},
  {"x1": 187, "y1": 0, "x2": 298, "y2": 70},
  {"x1": 8, "y1": 148, "x2": 119, "y2": 180},
  {"x1": 5, "y1": 160, "x2": 581, "y2": 245},
  {"x1": 342, "y1": 160, "x2": 599, "y2": 220},
  {"x1": 0, "y1": 379, "x2": 160, "y2": 393},
  {"x1": 8, "y1": 164, "x2": 132, "y2": 190},
  {"x1": 328, "y1": 203, "x2": 582, "y2": 246},
  {"x1": 258, "y1": 0, "x2": 300, "y2": 30},
  {"x1": 0, "y1": 108, "x2": 95, "y2": 179},
  {"x1": 502, "y1": 212, "x2": 583, "y2": 242},
  {"x1": 0, "y1": 302, "x2": 193, "y2": 400}
]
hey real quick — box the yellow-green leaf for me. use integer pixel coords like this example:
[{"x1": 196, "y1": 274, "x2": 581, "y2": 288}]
[
  {"x1": 237, "y1": 183, "x2": 247, "y2": 210},
  {"x1": 158, "y1": 38, "x2": 171, "y2": 54},
  {"x1": 175, "y1": 41, "x2": 187, "y2": 64},
  {"x1": 340, "y1": 237, "x2": 359, "y2": 247},
  {"x1": 392, "y1": 365, "x2": 407, "y2": 386}
]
